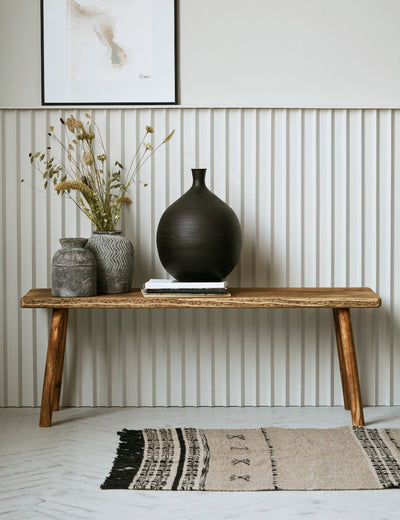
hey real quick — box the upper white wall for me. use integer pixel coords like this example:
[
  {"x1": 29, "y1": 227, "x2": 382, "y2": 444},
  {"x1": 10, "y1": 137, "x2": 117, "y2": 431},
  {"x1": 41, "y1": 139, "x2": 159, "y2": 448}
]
[
  {"x1": 0, "y1": 0, "x2": 41, "y2": 107},
  {"x1": 1, "y1": 0, "x2": 400, "y2": 107}
]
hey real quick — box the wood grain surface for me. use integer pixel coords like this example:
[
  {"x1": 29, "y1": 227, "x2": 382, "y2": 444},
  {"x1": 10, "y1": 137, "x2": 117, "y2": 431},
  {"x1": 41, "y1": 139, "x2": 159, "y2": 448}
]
[
  {"x1": 332, "y1": 309, "x2": 351, "y2": 411},
  {"x1": 334, "y1": 308, "x2": 365, "y2": 426},
  {"x1": 39, "y1": 309, "x2": 69, "y2": 427},
  {"x1": 20, "y1": 287, "x2": 381, "y2": 309}
]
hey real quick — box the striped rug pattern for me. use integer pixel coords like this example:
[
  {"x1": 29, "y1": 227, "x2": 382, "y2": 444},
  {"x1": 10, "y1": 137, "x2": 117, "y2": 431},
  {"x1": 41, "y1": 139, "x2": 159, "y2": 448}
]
[{"x1": 101, "y1": 426, "x2": 400, "y2": 491}]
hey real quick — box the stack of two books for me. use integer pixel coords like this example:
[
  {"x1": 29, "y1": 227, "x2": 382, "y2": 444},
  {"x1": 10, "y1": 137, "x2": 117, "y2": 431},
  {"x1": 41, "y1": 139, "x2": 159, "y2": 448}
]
[{"x1": 142, "y1": 279, "x2": 230, "y2": 297}]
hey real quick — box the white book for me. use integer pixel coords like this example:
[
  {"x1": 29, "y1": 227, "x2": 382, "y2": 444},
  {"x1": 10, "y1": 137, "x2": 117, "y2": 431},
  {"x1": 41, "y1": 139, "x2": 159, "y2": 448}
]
[
  {"x1": 144, "y1": 278, "x2": 228, "y2": 290},
  {"x1": 141, "y1": 289, "x2": 231, "y2": 298}
]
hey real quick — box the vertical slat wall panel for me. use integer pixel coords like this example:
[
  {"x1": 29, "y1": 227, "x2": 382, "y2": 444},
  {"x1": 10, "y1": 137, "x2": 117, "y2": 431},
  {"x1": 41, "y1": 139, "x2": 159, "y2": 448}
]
[
  {"x1": 19, "y1": 111, "x2": 35, "y2": 406},
  {"x1": 32, "y1": 112, "x2": 50, "y2": 407},
  {"x1": 197, "y1": 110, "x2": 213, "y2": 407},
  {"x1": 272, "y1": 110, "x2": 288, "y2": 406},
  {"x1": 4, "y1": 111, "x2": 18, "y2": 405},
  {"x1": 165, "y1": 109, "x2": 184, "y2": 407},
  {"x1": 226, "y1": 109, "x2": 243, "y2": 406},
  {"x1": 377, "y1": 110, "x2": 393, "y2": 405},
  {"x1": 362, "y1": 110, "x2": 379, "y2": 405},
  {"x1": 257, "y1": 110, "x2": 273, "y2": 406},
  {"x1": 302, "y1": 110, "x2": 318, "y2": 405},
  {"x1": 0, "y1": 107, "x2": 398, "y2": 407},
  {"x1": 0, "y1": 111, "x2": 5, "y2": 407},
  {"x1": 317, "y1": 110, "x2": 335, "y2": 405},
  {"x1": 242, "y1": 109, "x2": 257, "y2": 405},
  {"x1": 393, "y1": 111, "x2": 400, "y2": 406},
  {"x1": 288, "y1": 110, "x2": 303, "y2": 406},
  {"x1": 212, "y1": 109, "x2": 229, "y2": 406}
]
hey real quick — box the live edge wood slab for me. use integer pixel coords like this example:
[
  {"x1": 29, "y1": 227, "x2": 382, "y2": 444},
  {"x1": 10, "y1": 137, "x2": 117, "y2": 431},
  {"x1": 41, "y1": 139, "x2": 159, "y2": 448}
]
[{"x1": 20, "y1": 287, "x2": 381, "y2": 428}]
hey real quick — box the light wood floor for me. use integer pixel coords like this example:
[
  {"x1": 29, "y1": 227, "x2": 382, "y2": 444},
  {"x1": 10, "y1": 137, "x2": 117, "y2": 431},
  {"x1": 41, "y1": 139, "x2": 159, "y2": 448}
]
[{"x1": 1, "y1": 406, "x2": 400, "y2": 520}]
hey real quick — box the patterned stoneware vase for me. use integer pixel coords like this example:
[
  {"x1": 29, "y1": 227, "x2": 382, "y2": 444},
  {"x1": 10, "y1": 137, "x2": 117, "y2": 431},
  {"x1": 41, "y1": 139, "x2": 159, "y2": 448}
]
[
  {"x1": 86, "y1": 231, "x2": 134, "y2": 294},
  {"x1": 51, "y1": 238, "x2": 97, "y2": 297}
]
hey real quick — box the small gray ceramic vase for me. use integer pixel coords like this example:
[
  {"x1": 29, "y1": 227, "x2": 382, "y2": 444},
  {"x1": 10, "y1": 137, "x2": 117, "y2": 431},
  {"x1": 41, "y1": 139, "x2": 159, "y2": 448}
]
[
  {"x1": 52, "y1": 238, "x2": 97, "y2": 297},
  {"x1": 86, "y1": 231, "x2": 134, "y2": 294}
]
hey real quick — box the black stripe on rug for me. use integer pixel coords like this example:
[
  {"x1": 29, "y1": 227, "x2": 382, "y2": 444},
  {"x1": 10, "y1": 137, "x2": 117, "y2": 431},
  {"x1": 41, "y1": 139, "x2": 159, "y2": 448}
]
[
  {"x1": 101, "y1": 429, "x2": 145, "y2": 489},
  {"x1": 261, "y1": 427, "x2": 278, "y2": 490},
  {"x1": 352, "y1": 426, "x2": 400, "y2": 488},
  {"x1": 368, "y1": 429, "x2": 400, "y2": 487},
  {"x1": 199, "y1": 430, "x2": 210, "y2": 490},
  {"x1": 171, "y1": 428, "x2": 186, "y2": 490}
]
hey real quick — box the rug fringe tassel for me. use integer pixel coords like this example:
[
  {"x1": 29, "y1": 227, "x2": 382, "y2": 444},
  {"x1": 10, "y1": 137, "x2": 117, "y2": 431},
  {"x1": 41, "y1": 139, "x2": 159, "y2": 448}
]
[{"x1": 101, "y1": 429, "x2": 145, "y2": 489}]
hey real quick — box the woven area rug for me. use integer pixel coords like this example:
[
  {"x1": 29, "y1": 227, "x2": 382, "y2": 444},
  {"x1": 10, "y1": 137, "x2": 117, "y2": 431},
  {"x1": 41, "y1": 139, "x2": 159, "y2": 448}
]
[{"x1": 101, "y1": 426, "x2": 400, "y2": 491}]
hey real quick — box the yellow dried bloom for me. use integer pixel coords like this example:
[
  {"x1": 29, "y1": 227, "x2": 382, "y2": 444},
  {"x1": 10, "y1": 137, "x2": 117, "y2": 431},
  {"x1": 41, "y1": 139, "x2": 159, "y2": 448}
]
[
  {"x1": 146, "y1": 125, "x2": 154, "y2": 133},
  {"x1": 66, "y1": 116, "x2": 77, "y2": 132},
  {"x1": 163, "y1": 129, "x2": 175, "y2": 143},
  {"x1": 144, "y1": 143, "x2": 153, "y2": 151},
  {"x1": 55, "y1": 181, "x2": 94, "y2": 199},
  {"x1": 66, "y1": 115, "x2": 84, "y2": 132},
  {"x1": 117, "y1": 196, "x2": 132, "y2": 204},
  {"x1": 97, "y1": 154, "x2": 107, "y2": 162},
  {"x1": 83, "y1": 152, "x2": 94, "y2": 165}
]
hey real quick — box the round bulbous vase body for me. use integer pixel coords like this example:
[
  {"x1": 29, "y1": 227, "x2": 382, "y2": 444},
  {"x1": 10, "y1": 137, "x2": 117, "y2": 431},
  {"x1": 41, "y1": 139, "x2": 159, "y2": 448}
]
[
  {"x1": 86, "y1": 231, "x2": 134, "y2": 294},
  {"x1": 52, "y1": 238, "x2": 97, "y2": 297},
  {"x1": 156, "y1": 169, "x2": 242, "y2": 282}
]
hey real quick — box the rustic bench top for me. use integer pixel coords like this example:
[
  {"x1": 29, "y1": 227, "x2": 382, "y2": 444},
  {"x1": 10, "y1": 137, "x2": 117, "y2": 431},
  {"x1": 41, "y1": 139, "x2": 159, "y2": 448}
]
[{"x1": 20, "y1": 287, "x2": 381, "y2": 309}]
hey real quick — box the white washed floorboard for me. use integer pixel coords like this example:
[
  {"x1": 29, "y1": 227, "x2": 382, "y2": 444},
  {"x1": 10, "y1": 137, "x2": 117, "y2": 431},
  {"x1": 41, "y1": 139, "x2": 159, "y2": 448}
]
[{"x1": 1, "y1": 407, "x2": 400, "y2": 520}]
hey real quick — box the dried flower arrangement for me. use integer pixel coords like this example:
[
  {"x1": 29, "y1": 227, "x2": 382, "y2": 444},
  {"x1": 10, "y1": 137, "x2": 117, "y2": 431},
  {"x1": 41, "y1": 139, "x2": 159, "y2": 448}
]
[{"x1": 29, "y1": 114, "x2": 174, "y2": 231}]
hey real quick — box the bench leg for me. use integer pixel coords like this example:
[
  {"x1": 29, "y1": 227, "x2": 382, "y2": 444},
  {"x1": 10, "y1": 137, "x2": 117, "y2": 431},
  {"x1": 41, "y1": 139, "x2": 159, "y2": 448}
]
[
  {"x1": 39, "y1": 308, "x2": 69, "y2": 427},
  {"x1": 52, "y1": 309, "x2": 68, "y2": 412},
  {"x1": 332, "y1": 309, "x2": 351, "y2": 410},
  {"x1": 333, "y1": 308, "x2": 365, "y2": 426}
]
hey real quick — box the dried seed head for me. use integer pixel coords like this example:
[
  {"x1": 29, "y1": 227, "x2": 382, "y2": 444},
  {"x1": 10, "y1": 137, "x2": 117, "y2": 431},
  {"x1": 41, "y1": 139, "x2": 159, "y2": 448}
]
[{"x1": 163, "y1": 129, "x2": 175, "y2": 142}]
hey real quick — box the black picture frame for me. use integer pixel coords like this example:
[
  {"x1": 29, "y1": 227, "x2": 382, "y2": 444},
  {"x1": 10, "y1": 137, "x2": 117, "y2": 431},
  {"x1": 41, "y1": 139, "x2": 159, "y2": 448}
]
[{"x1": 41, "y1": 0, "x2": 178, "y2": 105}]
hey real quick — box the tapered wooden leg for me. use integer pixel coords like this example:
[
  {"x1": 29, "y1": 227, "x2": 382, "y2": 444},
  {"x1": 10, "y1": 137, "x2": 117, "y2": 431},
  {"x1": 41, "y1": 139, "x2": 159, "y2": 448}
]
[
  {"x1": 334, "y1": 308, "x2": 365, "y2": 426},
  {"x1": 39, "y1": 308, "x2": 69, "y2": 427},
  {"x1": 332, "y1": 309, "x2": 351, "y2": 410},
  {"x1": 52, "y1": 309, "x2": 68, "y2": 412}
]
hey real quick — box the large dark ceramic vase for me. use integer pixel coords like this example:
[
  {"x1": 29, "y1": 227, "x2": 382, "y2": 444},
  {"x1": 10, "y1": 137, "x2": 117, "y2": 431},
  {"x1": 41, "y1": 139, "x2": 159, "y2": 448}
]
[{"x1": 156, "y1": 168, "x2": 242, "y2": 281}]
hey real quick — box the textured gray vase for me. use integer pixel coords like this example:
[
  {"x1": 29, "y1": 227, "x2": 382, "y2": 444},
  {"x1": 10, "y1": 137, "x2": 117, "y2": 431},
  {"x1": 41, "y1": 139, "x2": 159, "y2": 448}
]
[
  {"x1": 51, "y1": 238, "x2": 97, "y2": 297},
  {"x1": 86, "y1": 231, "x2": 134, "y2": 294}
]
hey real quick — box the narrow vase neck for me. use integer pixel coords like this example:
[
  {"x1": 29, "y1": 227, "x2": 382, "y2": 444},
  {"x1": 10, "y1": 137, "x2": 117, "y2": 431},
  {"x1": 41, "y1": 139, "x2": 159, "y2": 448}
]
[{"x1": 191, "y1": 168, "x2": 207, "y2": 187}]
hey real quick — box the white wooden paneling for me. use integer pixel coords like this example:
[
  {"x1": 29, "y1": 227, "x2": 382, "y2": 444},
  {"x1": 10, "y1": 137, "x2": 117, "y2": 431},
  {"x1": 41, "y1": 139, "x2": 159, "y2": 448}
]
[{"x1": 0, "y1": 107, "x2": 398, "y2": 407}]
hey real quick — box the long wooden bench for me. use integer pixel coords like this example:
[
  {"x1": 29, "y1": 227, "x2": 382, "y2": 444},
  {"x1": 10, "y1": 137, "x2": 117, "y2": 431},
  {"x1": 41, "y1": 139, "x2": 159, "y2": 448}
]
[{"x1": 20, "y1": 287, "x2": 381, "y2": 427}]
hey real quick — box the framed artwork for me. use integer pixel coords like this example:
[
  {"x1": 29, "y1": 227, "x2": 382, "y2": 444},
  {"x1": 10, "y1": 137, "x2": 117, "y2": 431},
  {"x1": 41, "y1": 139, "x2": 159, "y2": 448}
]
[{"x1": 41, "y1": 0, "x2": 177, "y2": 105}]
